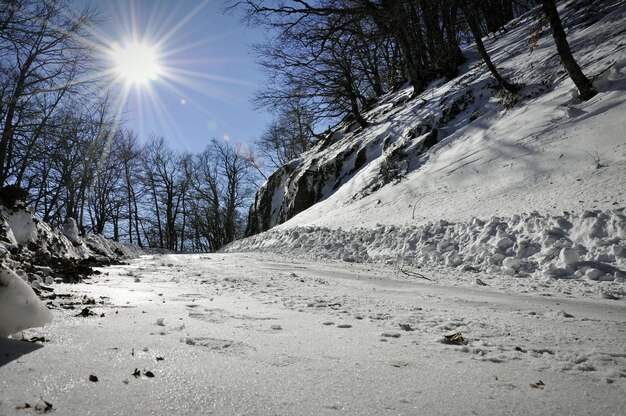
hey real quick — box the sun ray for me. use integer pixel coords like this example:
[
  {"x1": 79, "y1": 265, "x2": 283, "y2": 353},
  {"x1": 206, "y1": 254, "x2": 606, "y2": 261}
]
[
  {"x1": 110, "y1": 41, "x2": 162, "y2": 84},
  {"x1": 158, "y1": 29, "x2": 243, "y2": 59},
  {"x1": 154, "y1": 0, "x2": 212, "y2": 48},
  {"x1": 164, "y1": 67, "x2": 259, "y2": 88},
  {"x1": 144, "y1": 86, "x2": 192, "y2": 147},
  {"x1": 76, "y1": 0, "x2": 266, "y2": 153}
]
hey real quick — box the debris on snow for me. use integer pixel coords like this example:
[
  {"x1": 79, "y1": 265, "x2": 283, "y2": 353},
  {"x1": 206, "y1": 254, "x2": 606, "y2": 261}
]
[{"x1": 443, "y1": 333, "x2": 467, "y2": 345}]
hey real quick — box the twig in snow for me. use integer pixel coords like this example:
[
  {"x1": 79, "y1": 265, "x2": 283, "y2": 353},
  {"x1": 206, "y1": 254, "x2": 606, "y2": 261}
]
[
  {"x1": 398, "y1": 267, "x2": 432, "y2": 281},
  {"x1": 412, "y1": 191, "x2": 433, "y2": 220},
  {"x1": 585, "y1": 145, "x2": 606, "y2": 169}
]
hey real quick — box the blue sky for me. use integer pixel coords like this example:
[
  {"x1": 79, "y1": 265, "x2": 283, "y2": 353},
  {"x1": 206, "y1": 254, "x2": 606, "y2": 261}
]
[{"x1": 87, "y1": 0, "x2": 271, "y2": 152}]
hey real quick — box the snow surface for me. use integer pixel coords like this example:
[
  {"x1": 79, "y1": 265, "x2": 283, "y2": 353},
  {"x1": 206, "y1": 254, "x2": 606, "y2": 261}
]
[
  {"x1": 1, "y1": 253, "x2": 625, "y2": 415},
  {"x1": 1, "y1": 1, "x2": 626, "y2": 414}
]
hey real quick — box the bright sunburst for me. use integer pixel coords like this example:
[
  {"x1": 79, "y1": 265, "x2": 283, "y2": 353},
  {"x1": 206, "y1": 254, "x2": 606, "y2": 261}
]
[{"x1": 110, "y1": 41, "x2": 162, "y2": 85}]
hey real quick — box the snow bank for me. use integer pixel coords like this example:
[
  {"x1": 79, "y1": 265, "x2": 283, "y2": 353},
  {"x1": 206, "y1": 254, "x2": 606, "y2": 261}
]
[
  {"x1": 0, "y1": 265, "x2": 52, "y2": 337},
  {"x1": 226, "y1": 209, "x2": 626, "y2": 282},
  {"x1": 233, "y1": 0, "x2": 626, "y2": 297},
  {"x1": 0, "y1": 204, "x2": 143, "y2": 336}
]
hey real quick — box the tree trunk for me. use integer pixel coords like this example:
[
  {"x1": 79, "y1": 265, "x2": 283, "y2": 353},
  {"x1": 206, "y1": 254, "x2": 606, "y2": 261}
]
[
  {"x1": 466, "y1": 8, "x2": 519, "y2": 93},
  {"x1": 540, "y1": 0, "x2": 596, "y2": 100}
]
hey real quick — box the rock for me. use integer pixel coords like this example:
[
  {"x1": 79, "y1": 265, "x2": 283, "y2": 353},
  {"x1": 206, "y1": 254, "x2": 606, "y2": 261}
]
[
  {"x1": 496, "y1": 237, "x2": 514, "y2": 250},
  {"x1": 502, "y1": 257, "x2": 522, "y2": 270},
  {"x1": 611, "y1": 245, "x2": 625, "y2": 258}
]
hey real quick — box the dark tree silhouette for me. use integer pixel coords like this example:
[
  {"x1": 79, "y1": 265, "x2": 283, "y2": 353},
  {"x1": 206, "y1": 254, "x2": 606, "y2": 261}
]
[{"x1": 539, "y1": 0, "x2": 597, "y2": 100}]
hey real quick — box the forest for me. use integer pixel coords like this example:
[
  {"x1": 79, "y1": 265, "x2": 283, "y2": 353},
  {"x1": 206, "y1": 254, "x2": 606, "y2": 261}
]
[{"x1": 0, "y1": 0, "x2": 596, "y2": 251}]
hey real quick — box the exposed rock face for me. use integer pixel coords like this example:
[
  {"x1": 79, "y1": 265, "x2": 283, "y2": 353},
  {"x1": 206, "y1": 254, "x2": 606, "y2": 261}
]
[
  {"x1": 245, "y1": 133, "x2": 374, "y2": 236},
  {"x1": 245, "y1": 113, "x2": 448, "y2": 237},
  {"x1": 244, "y1": 51, "x2": 500, "y2": 237}
]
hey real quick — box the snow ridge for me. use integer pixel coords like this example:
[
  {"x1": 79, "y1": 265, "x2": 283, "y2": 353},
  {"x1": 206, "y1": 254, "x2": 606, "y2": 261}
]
[{"x1": 226, "y1": 209, "x2": 625, "y2": 289}]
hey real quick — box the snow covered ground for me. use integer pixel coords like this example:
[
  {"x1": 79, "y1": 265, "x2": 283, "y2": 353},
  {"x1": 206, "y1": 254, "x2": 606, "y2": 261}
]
[
  {"x1": 1, "y1": 1, "x2": 626, "y2": 414},
  {"x1": 1, "y1": 253, "x2": 625, "y2": 415}
]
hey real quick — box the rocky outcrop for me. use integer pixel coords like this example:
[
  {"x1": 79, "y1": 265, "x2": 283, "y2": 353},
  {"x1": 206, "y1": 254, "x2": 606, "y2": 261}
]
[{"x1": 244, "y1": 65, "x2": 491, "y2": 237}]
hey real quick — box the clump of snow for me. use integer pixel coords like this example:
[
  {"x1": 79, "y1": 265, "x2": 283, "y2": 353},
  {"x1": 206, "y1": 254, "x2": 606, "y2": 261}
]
[
  {"x1": 62, "y1": 217, "x2": 80, "y2": 244},
  {"x1": 6, "y1": 207, "x2": 37, "y2": 245},
  {"x1": 0, "y1": 264, "x2": 52, "y2": 337}
]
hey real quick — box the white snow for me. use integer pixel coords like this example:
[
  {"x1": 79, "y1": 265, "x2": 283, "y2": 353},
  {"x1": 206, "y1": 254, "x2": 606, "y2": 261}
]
[
  {"x1": 233, "y1": 1, "x2": 626, "y2": 288},
  {"x1": 62, "y1": 218, "x2": 80, "y2": 244},
  {"x1": 1, "y1": 1, "x2": 625, "y2": 414},
  {"x1": 6, "y1": 208, "x2": 37, "y2": 245},
  {"x1": 0, "y1": 265, "x2": 52, "y2": 337},
  {"x1": 1, "y1": 254, "x2": 624, "y2": 415}
]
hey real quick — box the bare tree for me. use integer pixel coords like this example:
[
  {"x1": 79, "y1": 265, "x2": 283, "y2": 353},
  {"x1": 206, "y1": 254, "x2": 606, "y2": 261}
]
[
  {"x1": 141, "y1": 137, "x2": 188, "y2": 250},
  {"x1": 190, "y1": 139, "x2": 256, "y2": 250},
  {"x1": 256, "y1": 97, "x2": 317, "y2": 170},
  {"x1": 538, "y1": 0, "x2": 596, "y2": 100},
  {"x1": 461, "y1": 1, "x2": 519, "y2": 93},
  {"x1": 116, "y1": 129, "x2": 143, "y2": 246},
  {"x1": 0, "y1": 0, "x2": 99, "y2": 185}
]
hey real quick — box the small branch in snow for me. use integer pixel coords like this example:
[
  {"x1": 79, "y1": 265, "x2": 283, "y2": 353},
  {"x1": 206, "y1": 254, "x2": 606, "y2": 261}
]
[
  {"x1": 398, "y1": 267, "x2": 432, "y2": 281},
  {"x1": 411, "y1": 192, "x2": 430, "y2": 220},
  {"x1": 585, "y1": 145, "x2": 606, "y2": 169}
]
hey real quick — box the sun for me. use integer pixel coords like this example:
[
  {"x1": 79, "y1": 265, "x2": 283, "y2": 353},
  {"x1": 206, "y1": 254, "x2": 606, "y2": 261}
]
[{"x1": 110, "y1": 41, "x2": 162, "y2": 85}]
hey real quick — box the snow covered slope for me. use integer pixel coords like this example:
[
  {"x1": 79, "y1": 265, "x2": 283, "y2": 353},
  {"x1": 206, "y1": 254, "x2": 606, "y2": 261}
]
[{"x1": 233, "y1": 0, "x2": 626, "y2": 285}]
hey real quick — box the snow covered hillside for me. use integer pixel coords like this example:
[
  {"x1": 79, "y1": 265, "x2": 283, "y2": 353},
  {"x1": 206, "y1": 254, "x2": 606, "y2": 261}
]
[{"x1": 234, "y1": 0, "x2": 626, "y2": 286}]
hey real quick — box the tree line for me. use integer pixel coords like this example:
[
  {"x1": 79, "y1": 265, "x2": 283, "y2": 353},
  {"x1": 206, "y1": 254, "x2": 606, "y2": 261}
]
[
  {"x1": 0, "y1": 0, "x2": 257, "y2": 251},
  {"x1": 239, "y1": 0, "x2": 598, "y2": 170}
]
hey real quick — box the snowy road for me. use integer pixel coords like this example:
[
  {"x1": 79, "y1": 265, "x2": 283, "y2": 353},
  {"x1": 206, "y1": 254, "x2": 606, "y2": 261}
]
[{"x1": 1, "y1": 253, "x2": 625, "y2": 415}]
